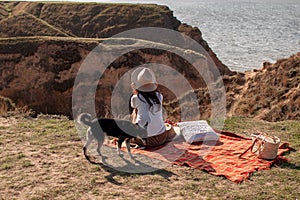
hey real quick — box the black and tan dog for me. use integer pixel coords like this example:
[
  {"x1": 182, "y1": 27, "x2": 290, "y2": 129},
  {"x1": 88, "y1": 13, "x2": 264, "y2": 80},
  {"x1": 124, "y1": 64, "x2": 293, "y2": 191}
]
[{"x1": 78, "y1": 113, "x2": 147, "y2": 161}]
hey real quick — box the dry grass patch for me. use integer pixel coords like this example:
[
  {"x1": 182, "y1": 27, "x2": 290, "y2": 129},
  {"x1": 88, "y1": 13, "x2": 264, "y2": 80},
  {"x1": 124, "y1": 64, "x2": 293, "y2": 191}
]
[{"x1": 0, "y1": 115, "x2": 299, "y2": 199}]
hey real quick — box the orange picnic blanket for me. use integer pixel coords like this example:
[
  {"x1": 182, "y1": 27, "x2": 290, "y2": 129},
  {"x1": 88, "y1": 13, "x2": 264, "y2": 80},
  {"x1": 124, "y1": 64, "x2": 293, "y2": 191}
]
[{"x1": 129, "y1": 130, "x2": 292, "y2": 183}]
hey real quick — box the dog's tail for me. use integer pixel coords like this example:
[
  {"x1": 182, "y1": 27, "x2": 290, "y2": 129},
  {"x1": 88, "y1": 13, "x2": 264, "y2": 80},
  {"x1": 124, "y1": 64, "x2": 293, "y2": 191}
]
[{"x1": 77, "y1": 113, "x2": 93, "y2": 127}]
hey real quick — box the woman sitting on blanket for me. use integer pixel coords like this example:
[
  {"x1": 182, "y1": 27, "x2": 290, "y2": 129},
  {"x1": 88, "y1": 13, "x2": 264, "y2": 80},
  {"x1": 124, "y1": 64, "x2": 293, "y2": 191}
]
[{"x1": 130, "y1": 67, "x2": 176, "y2": 147}]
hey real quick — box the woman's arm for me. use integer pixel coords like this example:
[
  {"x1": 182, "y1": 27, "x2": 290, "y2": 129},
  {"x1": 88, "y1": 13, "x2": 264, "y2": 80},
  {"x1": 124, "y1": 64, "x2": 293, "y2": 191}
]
[{"x1": 131, "y1": 108, "x2": 137, "y2": 123}]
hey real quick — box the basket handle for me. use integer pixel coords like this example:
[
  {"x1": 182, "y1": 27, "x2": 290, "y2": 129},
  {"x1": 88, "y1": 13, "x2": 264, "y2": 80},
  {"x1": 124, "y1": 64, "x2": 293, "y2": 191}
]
[
  {"x1": 239, "y1": 145, "x2": 252, "y2": 158},
  {"x1": 251, "y1": 138, "x2": 263, "y2": 154},
  {"x1": 239, "y1": 138, "x2": 262, "y2": 159}
]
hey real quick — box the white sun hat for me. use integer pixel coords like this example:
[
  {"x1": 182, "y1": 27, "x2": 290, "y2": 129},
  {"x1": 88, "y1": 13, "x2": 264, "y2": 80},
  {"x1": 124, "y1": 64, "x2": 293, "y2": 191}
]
[{"x1": 131, "y1": 67, "x2": 157, "y2": 92}]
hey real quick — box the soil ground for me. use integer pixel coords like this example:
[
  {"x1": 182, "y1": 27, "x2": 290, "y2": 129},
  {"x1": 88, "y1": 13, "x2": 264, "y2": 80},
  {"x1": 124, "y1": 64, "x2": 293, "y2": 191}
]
[{"x1": 0, "y1": 114, "x2": 299, "y2": 199}]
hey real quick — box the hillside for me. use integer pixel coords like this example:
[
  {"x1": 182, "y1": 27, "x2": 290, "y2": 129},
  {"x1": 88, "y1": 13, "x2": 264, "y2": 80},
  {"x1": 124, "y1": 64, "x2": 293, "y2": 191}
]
[
  {"x1": 229, "y1": 52, "x2": 300, "y2": 121},
  {"x1": 0, "y1": 2, "x2": 230, "y2": 118},
  {"x1": 165, "y1": 52, "x2": 300, "y2": 122},
  {"x1": 0, "y1": 2, "x2": 230, "y2": 74},
  {"x1": 1, "y1": 2, "x2": 180, "y2": 37}
]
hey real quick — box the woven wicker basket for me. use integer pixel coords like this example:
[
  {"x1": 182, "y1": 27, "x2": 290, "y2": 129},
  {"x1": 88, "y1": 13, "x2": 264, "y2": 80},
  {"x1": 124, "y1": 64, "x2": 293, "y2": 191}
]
[
  {"x1": 251, "y1": 133, "x2": 281, "y2": 160},
  {"x1": 239, "y1": 132, "x2": 281, "y2": 160}
]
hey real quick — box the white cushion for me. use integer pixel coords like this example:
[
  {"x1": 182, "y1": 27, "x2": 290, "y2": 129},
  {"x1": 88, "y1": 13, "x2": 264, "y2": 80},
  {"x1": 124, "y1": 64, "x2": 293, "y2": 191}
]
[{"x1": 177, "y1": 120, "x2": 219, "y2": 144}]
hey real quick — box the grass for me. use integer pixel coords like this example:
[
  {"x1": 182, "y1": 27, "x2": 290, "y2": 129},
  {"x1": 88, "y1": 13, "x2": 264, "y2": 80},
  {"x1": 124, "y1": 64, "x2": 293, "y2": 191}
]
[
  {"x1": 0, "y1": 114, "x2": 299, "y2": 199},
  {"x1": 223, "y1": 116, "x2": 300, "y2": 149}
]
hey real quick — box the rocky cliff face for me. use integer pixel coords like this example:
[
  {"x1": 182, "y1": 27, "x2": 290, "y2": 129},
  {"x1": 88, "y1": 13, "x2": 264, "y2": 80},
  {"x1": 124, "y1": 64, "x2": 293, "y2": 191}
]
[
  {"x1": 0, "y1": 37, "x2": 210, "y2": 118},
  {"x1": 0, "y1": 38, "x2": 96, "y2": 116},
  {"x1": 0, "y1": 2, "x2": 231, "y2": 118},
  {"x1": 165, "y1": 53, "x2": 300, "y2": 122},
  {"x1": 228, "y1": 53, "x2": 300, "y2": 121}
]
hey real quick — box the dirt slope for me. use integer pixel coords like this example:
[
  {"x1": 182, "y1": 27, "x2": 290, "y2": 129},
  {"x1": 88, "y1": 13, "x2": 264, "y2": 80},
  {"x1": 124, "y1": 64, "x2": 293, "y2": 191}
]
[
  {"x1": 0, "y1": 37, "x2": 210, "y2": 118},
  {"x1": 230, "y1": 52, "x2": 300, "y2": 121}
]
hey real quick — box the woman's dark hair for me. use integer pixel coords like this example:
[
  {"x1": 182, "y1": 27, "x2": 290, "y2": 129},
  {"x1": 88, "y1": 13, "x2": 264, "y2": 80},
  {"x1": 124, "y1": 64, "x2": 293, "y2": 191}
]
[
  {"x1": 129, "y1": 89, "x2": 161, "y2": 113},
  {"x1": 137, "y1": 90, "x2": 161, "y2": 107}
]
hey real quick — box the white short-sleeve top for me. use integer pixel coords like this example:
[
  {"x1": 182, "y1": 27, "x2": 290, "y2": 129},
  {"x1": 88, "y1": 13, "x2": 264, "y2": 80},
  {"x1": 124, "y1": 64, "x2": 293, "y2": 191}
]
[{"x1": 131, "y1": 92, "x2": 166, "y2": 137}]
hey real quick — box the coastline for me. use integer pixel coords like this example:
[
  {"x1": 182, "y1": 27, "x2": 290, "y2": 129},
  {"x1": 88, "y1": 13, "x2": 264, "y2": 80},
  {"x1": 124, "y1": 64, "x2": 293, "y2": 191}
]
[
  {"x1": 0, "y1": 2, "x2": 299, "y2": 122},
  {"x1": 68, "y1": 0, "x2": 300, "y2": 71}
]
